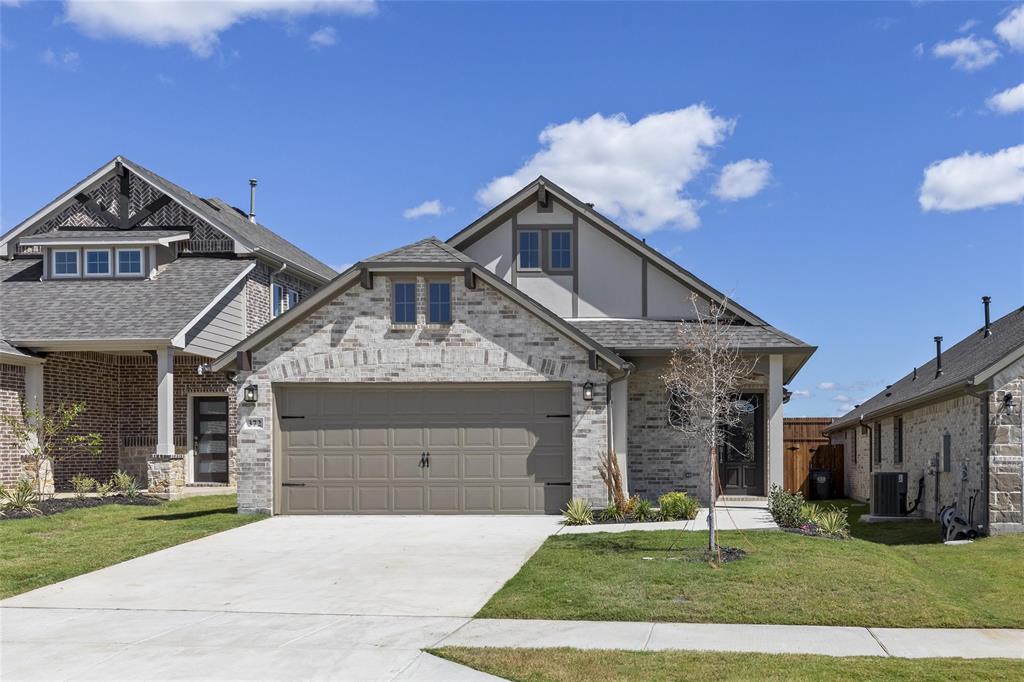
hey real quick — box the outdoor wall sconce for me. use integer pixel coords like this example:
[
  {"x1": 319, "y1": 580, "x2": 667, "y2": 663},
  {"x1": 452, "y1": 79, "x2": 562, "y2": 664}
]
[
  {"x1": 243, "y1": 384, "x2": 259, "y2": 404},
  {"x1": 582, "y1": 381, "x2": 594, "y2": 401},
  {"x1": 1004, "y1": 392, "x2": 1016, "y2": 415}
]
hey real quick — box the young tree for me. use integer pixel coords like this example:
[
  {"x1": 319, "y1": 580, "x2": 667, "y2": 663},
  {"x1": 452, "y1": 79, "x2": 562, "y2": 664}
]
[
  {"x1": 662, "y1": 294, "x2": 757, "y2": 552},
  {"x1": 0, "y1": 401, "x2": 102, "y2": 496}
]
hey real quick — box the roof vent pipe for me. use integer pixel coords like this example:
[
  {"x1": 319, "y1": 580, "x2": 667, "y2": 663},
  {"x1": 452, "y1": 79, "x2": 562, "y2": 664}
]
[
  {"x1": 934, "y1": 336, "x2": 943, "y2": 377},
  {"x1": 983, "y1": 296, "x2": 992, "y2": 337},
  {"x1": 248, "y1": 178, "x2": 258, "y2": 223}
]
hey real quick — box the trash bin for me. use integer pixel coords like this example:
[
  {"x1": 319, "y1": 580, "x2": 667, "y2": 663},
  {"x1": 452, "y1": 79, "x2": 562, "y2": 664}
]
[{"x1": 810, "y1": 468, "x2": 833, "y2": 500}]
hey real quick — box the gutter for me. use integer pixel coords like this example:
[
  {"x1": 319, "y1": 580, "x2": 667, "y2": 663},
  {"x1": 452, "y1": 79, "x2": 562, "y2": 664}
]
[{"x1": 250, "y1": 247, "x2": 334, "y2": 285}]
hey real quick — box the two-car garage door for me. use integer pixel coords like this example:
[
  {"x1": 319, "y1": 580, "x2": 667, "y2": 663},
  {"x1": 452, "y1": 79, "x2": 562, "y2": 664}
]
[{"x1": 275, "y1": 384, "x2": 572, "y2": 514}]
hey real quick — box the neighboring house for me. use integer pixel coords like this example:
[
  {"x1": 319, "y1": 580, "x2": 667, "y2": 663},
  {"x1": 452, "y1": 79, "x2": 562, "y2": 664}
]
[
  {"x1": 0, "y1": 156, "x2": 335, "y2": 494},
  {"x1": 825, "y1": 300, "x2": 1024, "y2": 535},
  {"x1": 214, "y1": 178, "x2": 815, "y2": 515}
]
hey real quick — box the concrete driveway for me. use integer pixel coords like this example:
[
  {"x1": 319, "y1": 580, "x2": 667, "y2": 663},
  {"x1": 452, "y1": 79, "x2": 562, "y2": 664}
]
[{"x1": 1, "y1": 515, "x2": 561, "y2": 681}]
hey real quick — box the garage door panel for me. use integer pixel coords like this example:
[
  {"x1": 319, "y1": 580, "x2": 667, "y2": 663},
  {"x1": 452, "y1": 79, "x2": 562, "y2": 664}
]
[
  {"x1": 323, "y1": 486, "x2": 355, "y2": 512},
  {"x1": 427, "y1": 453, "x2": 459, "y2": 479},
  {"x1": 392, "y1": 454, "x2": 425, "y2": 480},
  {"x1": 463, "y1": 454, "x2": 495, "y2": 479},
  {"x1": 285, "y1": 453, "x2": 319, "y2": 479},
  {"x1": 358, "y1": 453, "x2": 389, "y2": 479},
  {"x1": 284, "y1": 486, "x2": 319, "y2": 513},
  {"x1": 277, "y1": 384, "x2": 571, "y2": 514},
  {"x1": 322, "y1": 454, "x2": 354, "y2": 480},
  {"x1": 393, "y1": 486, "x2": 426, "y2": 512}
]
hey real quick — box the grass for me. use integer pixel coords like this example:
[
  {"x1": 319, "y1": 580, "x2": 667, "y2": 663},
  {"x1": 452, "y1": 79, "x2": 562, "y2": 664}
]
[
  {"x1": 478, "y1": 499, "x2": 1024, "y2": 627},
  {"x1": 0, "y1": 494, "x2": 264, "y2": 599},
  {"x1": 433, "y1": 647, "x2": 1024, "y2": 682}
]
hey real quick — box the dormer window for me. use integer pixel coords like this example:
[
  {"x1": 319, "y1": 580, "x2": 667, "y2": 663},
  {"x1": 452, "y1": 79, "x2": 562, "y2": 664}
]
[
  {"x1": 52, "y1": 250, "x2": 79, "y2": 278},
  {"x1": 517, "y1": 231, "x2": 540, "y2": 270},
  {"x1": 272, "y1": 282, "x2": 299, "y2": 318},
  {"x1": 85, "y1": 249, "x2": 111, "y2": 276},
  {"x1": 116, "y1": 248, "x2": 143, "y2": 277}
]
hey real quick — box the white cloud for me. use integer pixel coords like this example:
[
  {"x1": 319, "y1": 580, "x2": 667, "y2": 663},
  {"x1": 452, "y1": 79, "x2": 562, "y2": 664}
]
[
  {"x1": 913, "y1": 42, "x2": 925, "y2": 58},
  {"x1": 833, "y1": 394, "x2": 851, "y2": 403},
  {"x1": 932, "y1": 35, "x2": 1001, "y2": 71},
  {"x1": 958, "y1": 19, "x2": 980, "y2": 34},
  {"x1": 987, "y1": 82, "x2": 1024, "y2": 114},
  {"x1": 790, "y1": 389, "x2": 811, "y2": 399},
  {"x1": 63, "y1": 0, "x2": 375, "y2": 57},
  {"x1": 41, "y1": 47, "x2": 80, "y2": 70},
  {"x1": 477, "y1": 107, "x2": 736, "y2": 233},
  {"x1": 919, "y1": 144, "x2": 1024, "y2": 212},
  {"x1": 713, "y1": 159, "x2": 772, "y2": 201},
  {"x1": 402, "y1": 199, "x2": 450, "y2": 220},
  {"x1": 837, "y1": 403, "x2": 856, "y2": 414},
  {"x1": 818, "y1": 382, "x2": 837, "y2": 390},
  {"x1": 308, "y1": 25, "x2": 336, "y2": 48},
  {"x1": 995, "y1": 5, "x2": 1024, "y2": 51}
]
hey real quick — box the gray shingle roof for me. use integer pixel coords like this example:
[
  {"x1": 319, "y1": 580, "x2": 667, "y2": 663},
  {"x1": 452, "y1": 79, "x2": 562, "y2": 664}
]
[
  {"x1": 828, "y1": 305, "x2": 1024, "y2": 432},
  {"x1": 122, "y1": 159, "x2": 336, "y2": 282},
  {"x1": 0, "y1": 256, "x2": 252, "y2": 341},
  {"x1": 364, "y1": 237, "x2": 475, "y2": 264},
  {"x1": 0, "y1": 338, "x2": 32, "y2": 358},
  {"x1": 568, "y1": 319, "x2": 813, "y2": 351},
  {"x1": 21, "y1": 229, "x2": 189, "y2": 241}
]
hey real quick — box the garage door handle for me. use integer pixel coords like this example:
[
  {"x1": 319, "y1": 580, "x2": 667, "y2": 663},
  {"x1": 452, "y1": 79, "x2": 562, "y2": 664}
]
[
  {"x1": 280, "y1": 415, "x2": 305, "y2": 420},
  {"x1": 546, "y1": 414, "x2": 571, "y2": 418},
  {"x1": 281, "y1": 482, "x2": 306, "y2": 487}
]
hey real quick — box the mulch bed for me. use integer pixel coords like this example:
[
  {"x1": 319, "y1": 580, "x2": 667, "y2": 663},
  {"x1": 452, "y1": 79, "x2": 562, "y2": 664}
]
[{"x1": 1, "y1": 495, "x2": 162, "y2": 520}]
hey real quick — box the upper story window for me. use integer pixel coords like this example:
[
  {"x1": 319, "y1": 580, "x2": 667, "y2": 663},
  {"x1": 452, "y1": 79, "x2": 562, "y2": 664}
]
[
  {"x1": 550, "y1": 230, "x2": 572, "y2": 270},
  {"x1": 517, "y1": 231, "x2": 540, "y2": 270},
  {"x1": 85, "y1": 249, "x2": 111, "y2": 276},
  {"x1": 272, "y1": 282, "x2": 299, "y2": 318},
  {"x1": 116, "y1": 248, "x2": 143, "y2": 276},
  {"x1": 52, "y1": 250, "x2": 79, "y2": 277},
  {"x1": 393, "y1": 281, "x2": 416, "y2": 324},
  {"x1": 428, "y1": 281, "x2": 451, "y2": 324}
]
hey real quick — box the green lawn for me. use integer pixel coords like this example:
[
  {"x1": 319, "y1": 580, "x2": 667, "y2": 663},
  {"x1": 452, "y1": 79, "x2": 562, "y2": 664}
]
[
  {"x1": 478, "y1": 499, "x2": 1024, "y2": 627},
  {"x1": 0, "y1": 494, "x2": 264, "y2": 599},
  {"x1": 433, "y1": 647, "x2": 1024, "y2": 682}
]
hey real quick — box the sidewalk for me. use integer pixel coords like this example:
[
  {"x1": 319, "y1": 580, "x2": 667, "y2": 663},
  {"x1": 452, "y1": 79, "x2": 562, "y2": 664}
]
[{"x1": 437, "y1": 619, "x2": 1024, "y2": 659}]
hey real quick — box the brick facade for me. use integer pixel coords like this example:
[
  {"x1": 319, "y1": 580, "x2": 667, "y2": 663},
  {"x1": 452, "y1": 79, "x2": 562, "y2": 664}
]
[
  {"x1": 235, "y1": 274, "x2": 609, "y2": 514},
  {"x1": 0, "y1": 363, "x2": 27, "y2": 486},
  {"x1": 244, "y1": 261, "x2": 318, "y2": 336},
  {"x1": 989, "y1": 360, "x2": 1023, "y2": 532}
]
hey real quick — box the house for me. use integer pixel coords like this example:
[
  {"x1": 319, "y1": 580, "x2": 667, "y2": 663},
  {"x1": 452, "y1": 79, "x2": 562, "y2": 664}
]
[
  {"x1": 0, "y1": 156, "x2": 335, "y2": 495},
  {"x1": 824, "y1": 299, "x2": 1024, "y2": 535},
  {"x1": 213, "y1": 178, "x2": 815, "y2": 514}
]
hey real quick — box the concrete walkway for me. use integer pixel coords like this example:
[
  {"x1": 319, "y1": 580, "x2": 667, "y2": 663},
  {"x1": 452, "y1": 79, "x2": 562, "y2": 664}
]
[
  {"x1": 556, "y1": 504, "x2": 777, "y2": 534},
  {"x1": 438, "y1": 618, "x2": 1024, "y2": 659}
]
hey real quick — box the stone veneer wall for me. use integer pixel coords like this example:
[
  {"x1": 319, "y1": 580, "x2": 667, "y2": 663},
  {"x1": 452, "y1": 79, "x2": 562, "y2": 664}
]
[
  {"x1": 626, "y1": 366, "x2": 769, "y2": 505},
  {"x1": 989, "y1": 366, "x2": 1023, "y2": 533},
  {"x1": 235, "y1": 273, "x2": 609, "y2": 514},
  {"x1": 0, "y1": 363, "x2": 27, "y2": 486}
]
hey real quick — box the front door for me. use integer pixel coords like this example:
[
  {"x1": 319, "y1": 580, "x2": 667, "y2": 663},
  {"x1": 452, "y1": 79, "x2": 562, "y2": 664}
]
[
  {"x1": 719, "y1": 393, "x2": 765, "y2": 496},
  {"x1": 193, "y1": 397, "x2": 229, "y2": 484}
]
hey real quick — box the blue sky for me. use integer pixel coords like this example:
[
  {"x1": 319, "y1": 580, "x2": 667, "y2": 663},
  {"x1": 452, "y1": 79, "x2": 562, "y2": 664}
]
[{"x1": 1, "y1": 1, "x2": 1022, "y2": 417}]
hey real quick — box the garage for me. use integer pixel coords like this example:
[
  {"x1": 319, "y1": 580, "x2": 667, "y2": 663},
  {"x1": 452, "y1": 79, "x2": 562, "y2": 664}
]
[{"x1": 275, "y1": 383, "x2": 573, "y2": 514}]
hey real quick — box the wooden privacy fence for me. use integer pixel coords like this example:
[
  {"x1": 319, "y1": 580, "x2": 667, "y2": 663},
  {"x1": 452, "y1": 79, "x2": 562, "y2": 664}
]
[{"x1": 783, "y1": 418, "x2": 845, "y2": 499}]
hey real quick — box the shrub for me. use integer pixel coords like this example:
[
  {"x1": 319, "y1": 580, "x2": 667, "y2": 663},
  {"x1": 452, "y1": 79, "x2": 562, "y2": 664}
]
[
  {"x1": 71, "y1": 474, "x2": 97, "y2": 499},
  {"x1": 768, "y1": 484, "x2": 805, "y2": 528},
  {"x1": 110, "y1": 470, "x2": 140, "y2": 498},
  {"x1": 659, "y1": 491, "x2": 699, "y2": 521},
  {"x1": 800, "y1": 503, "x2": 823, "y2": 527},
  {"x1": 599, "y1": 503, "x2": 625, "y2": 522},
  {"x1": 94, "y1": 480, "x2": 114, "y2": 498},
  {"x1": 562, "y1": 498, "x2": 594, "y2": 526},
  {"x1": 816, "y1": 506, "x2": 851, "y2": 539},
  {"x1": 0, "y1": 478, "x2": 41, "y2": 515},
  {"x1": 632, "y1": 497, "x2": 656, "y2": 522}
]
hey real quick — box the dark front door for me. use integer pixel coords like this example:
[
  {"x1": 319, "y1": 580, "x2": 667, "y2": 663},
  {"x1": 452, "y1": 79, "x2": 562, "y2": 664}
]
[
  {"x1": 719, "y1": 393, "x2": 765, "y2": 496},
  {"x1": 193, "y1": 397, "x2": 229, "y2": 484}
]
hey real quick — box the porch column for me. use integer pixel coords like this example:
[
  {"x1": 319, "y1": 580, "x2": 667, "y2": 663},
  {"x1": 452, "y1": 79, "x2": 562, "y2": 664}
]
[
  {"x1": 767, "y1": 354, "x2": 784, "y2": 492},
  {"x1": 611, "y1": 376, "x2": 629, "y2": 494},
  {"x1": 24, "y1": 362, "x2": 44, "y2": 417},
  {"x1": 156, "y1": 347, "x2": 175, "y2": 457}
]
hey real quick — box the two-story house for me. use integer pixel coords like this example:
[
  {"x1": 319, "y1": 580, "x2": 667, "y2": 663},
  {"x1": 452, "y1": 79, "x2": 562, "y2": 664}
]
[
  {"x1": 215, "y1": 178, "x2": 815, "y2": 514},
  {"x1": 0, "y1": 157, "x2": 334, "y2": 495}
]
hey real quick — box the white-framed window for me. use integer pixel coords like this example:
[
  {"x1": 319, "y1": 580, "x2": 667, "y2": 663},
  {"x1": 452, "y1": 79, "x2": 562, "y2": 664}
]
[
  {"x1": 272, "y1": 282, "x2": 299, "y2": 318},
  {"x1": 52, "y1": 249, "x2": 79, "y2": 278},
  {"x1": 392, "y1": 281, "x2": 416, "y2": 324},
  {"x1": 427, "y1": 281, "x2": 451, "y2": 324},
  {"x1": 116, "y1": 248, "x2": 144, "y2": 276},
  {"x1": 550, "y1": 230, "x2": 572, "y2": 270},
  {"x1": 84, "y1": 249, "x2": 111, "y2": 277}
]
